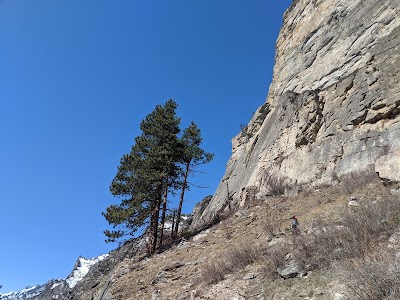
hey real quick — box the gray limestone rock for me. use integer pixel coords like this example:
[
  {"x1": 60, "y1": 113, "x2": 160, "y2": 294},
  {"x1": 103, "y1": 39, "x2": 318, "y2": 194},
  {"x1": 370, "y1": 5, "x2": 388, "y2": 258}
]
[
  {"x1": 376, "y1": 139, "x2": 400, "y2": 182},
  {"x1": 391, "y1": 189, "x2": 400, "y2": 197},
  {"x1": 243, "y1": 273, "x2": 257, "y2": 280},
  {"x1": 163, "y1": 261, "x2": 185, "y2": 272},
  {"x1": 191, "y1": 0, "x2": 400, "y2": 229},
  {"x1": 347, "y1": 200, "x2": 360, "y2": 207},
  {"x1": 334, "y1": 293, "x2": 347, "y2": 300},
  {"x1": 277, "y1": 261, "x2": 304, "y2": 279}
]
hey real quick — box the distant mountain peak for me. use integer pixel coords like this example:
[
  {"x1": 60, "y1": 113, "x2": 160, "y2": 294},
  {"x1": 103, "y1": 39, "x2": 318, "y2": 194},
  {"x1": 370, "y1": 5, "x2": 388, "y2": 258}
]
[
  {"x1": 66, "y1": 254, "x2": 109, "y2": 288},
  {"x1": 0, "y1": 254, "x2": 108, "y2": 300}
]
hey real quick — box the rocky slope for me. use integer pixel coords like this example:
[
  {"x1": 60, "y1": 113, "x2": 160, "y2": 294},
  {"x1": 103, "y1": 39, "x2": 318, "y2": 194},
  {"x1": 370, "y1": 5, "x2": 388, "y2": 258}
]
[
  {"x1": 191, "y1": 0, "x2": 400, "y2": 229},
  {"x1": 17, "y1": 179, "x2": 399, "y2": 300}
]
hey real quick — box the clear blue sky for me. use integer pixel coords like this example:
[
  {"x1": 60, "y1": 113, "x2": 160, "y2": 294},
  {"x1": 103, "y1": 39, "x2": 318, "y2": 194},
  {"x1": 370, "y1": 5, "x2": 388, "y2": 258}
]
[{"x1": 0, "y1": 0, "x2": 292, "y2": 293}]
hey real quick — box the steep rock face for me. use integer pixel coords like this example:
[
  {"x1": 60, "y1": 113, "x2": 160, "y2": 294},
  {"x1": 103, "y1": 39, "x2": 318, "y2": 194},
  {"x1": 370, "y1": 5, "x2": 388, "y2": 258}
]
[{"x1": 192, "y1": 0, "x2": 400, "y2": 228}]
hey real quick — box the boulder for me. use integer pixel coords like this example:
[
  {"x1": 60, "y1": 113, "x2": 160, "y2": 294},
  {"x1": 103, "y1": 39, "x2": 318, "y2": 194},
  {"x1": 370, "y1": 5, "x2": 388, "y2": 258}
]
[
  {"x1": 255, "y1": 191, "x2": 273, "y2": 200},
  {"x1": 277, "y1": 261, "x2": 304, "y2": 279},
  {"x1": 388, "y1": 230, "x2": 400, "y2": 249},
  {"x1": 192, "y1": 229, "x2": 210, "y2": 242},
  {"x1": 163, "y1": 261, "x2": 185, "y2": 272},
  {"x1": 391, "y1": 189, "x2": 400, "y2": 197},
  {"x1": 243, "y1": 273, "x2": 257, "y2": 280},
  {"x1": 333, "y1": 293, "x2": 346, "y2": 300},
  {"x1": 376, "y1": 139, "x2": 400, "y2": 183},
  {"x1": 348, "y1": 200, "x2": 360, "y2": 208}
]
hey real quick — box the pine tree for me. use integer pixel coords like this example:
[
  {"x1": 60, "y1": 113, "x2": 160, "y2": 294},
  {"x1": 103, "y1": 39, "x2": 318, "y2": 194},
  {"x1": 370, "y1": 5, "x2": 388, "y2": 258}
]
[
  {"x1": 139, "y1": 99, "x2": 182, "y2": 253},
  {"x1": 103, "y1": 149, "x2": 150, "y2": 243},
  {"x1": 174, "y1": 121, "x2": 214, "y2": 237},
  {"x1": 103, "y1": 99, "x2": 182, "y2": 255}
]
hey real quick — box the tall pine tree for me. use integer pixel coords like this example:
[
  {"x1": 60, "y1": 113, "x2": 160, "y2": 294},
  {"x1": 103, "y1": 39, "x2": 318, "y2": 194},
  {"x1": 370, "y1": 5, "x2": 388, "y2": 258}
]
[
  {"x1": 174, "y1": 121, "x2": 213, "y2": 237},
  {"x1": 103, "y1": 99, "x2": 182, "y2": 255}
]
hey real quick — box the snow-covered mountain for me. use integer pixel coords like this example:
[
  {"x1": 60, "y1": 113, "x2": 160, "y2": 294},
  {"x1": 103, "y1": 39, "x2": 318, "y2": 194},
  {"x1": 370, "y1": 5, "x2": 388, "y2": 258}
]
[
  {"x1": 0, "y1": 228, "x2": 170, "y2": 299},
  {"x1": 66, "y1": 254, "x2": 108, "y2": 288},
  {"x1": 0, "y1": 254, "x2": 108, "y2": 300},
  {"x1": 0, "y1": 285, "x2": 46, "y2": 300}
]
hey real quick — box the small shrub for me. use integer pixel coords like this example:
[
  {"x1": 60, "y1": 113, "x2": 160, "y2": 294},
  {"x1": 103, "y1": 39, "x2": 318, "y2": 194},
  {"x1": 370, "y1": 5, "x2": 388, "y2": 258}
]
[
  {"x1": 263, "y1": 202, "x2": 283, "y2": 236},
  {"x1": 226, "y1": 245, "x2": 259, "y2": 268},
  {"x1": 261, "y1": 170, "x2": 289, "y2": 196},
  {"x1": 294, "y1": 196, "x2": 400, "y2": 270},
  {"x1": 294, "y1": 225, "x2": 344, "y2": 269},
  {"x1": 260, "y1": 240, "x2": 299, "y2": 280},
  {"x1": 240, "y1": 123, "x2": 248, "y2": 133},
  {"x1": 262, "y1": 244, "x2": 287, "y2": 279},
  {"x1": 199, "y1": 244, "x2": 262, "y2": 285},
  {"x1": 339, "y1": 168, "x2": 381, "y2": 194},
  {"x1": 200, "y1": 262, "x2": 226, "y2": 285},
  {"x1": 267, "y1": 177, "x2": 287, "y2": 196},
  {"x1": 243, "y1": 185, "x2": 260, "y2": 205},
  {"x1": 338, "y1": 249, "x2": 400, "y2": 300}
]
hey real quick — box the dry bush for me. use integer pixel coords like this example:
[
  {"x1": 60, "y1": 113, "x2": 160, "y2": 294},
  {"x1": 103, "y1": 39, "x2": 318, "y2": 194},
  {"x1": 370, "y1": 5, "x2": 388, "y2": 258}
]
[
  {"x1": 199, "y1": 252, "x2": 237, "y2": 285},
  {"x1": 266, "y1": 176, "x2": 287, "y2": 196},
  {"x1": 263, "y1": 202, "x2": 284, "y2": 237},
  {"x1": 294, "y1": 196, "x2": 400, "y2": 270},
  {"x1": 339, "y1": 168, "x2": 381, "y2": 194},
  {"x1": 261, "y1": 170, "x2": 289, "y2": 196},
  {"x1": 262, "y1": 244, "x2": 288, "y2": 279},
  {"x1": 243, "y1": 185, "x2": 260, "y2": 207},
  {"x1": 338, "y1": 249, "x2": 400, "y2": 300},
  {"x1": 199, "y1": 244, "x2": 262, "y2": 285},
  {"x1": 226, "y1": 244, "x2": 259, "y2": 268},
  {"x1": 299, "y1": 185, "x2": 314, "y2": 197},
  {"x1": 200, "y1": 262, "x2": 226, "y2": 285}
]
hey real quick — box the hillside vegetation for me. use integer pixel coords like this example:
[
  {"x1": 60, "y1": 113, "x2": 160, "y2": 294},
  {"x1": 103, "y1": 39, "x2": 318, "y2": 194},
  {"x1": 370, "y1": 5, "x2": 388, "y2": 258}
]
[{"x1": 100, "y1": 173, "x2": 400, "y2": 300}]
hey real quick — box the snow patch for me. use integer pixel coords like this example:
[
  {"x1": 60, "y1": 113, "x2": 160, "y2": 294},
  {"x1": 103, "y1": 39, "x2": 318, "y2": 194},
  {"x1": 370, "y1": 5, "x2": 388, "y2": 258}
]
[
  {"x1": 66, "y1": 254, "x2": 108, "y2": 288},
  {"x1": 163, "y1": 214, "x2": 189, "y2": 231},
  {"x1": 51, "y1": 283, "x2": 62, "y2": 289},
  {"x1": 0, "y1": 285, "x2": 43, "y2": 300}
]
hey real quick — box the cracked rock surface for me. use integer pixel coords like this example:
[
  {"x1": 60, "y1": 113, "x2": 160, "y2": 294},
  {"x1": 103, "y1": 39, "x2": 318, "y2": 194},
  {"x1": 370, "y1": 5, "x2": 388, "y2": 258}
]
[{"x1": 192, "y1": 0, "x2": 400, "y2": 229}]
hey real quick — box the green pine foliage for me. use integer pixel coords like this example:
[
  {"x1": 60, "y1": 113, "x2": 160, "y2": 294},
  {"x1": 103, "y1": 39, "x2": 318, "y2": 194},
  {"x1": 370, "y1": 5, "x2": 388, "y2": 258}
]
[
  {"x1": 103, "y1": 99, "x2": 212, "y2": 255},
  {"x1": 174, "y1": 121, "x2": 214, "y2": 237}
]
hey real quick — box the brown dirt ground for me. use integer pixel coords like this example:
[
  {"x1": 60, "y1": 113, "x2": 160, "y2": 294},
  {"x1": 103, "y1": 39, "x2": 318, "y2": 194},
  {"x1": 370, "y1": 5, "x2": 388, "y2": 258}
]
[{"x1": 107, "y1": 180, "x2": 397, "y2": 300}]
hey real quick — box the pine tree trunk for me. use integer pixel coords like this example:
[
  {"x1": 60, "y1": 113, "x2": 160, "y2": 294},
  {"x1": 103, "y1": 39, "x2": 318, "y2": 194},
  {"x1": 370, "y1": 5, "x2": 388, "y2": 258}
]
[
  {"x1": 171, "y1": 210, "x2": 176, "y2": 239},
  {"x1": 147, "y1": 202, "x2": 157, "y2": 255},
  {"x1": 174, "y1": 161, "x2": 190, "y2": 237},
  {"x1": 149, "y1": 183, "x2": 163, "y2": 255},
  {"x1": 159, "y1": 178, "x2": 169, "y2": 248}
]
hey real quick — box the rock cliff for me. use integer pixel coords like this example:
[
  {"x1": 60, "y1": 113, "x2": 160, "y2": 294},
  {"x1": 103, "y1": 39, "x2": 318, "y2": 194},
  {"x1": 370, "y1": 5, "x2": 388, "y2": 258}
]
[
  {"x1": 3, "y1": 1, "x2": 400, "y2": 299},
  {"x1": 192, "y1": 0, "x2": 400, "y2": 228}
]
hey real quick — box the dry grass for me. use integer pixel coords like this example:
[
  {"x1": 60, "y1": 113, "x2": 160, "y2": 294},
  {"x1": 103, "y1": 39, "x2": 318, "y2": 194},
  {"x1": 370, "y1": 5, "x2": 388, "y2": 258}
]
[
  {"x1": 338, "y1": 249, "x2": 400, "y2": 300},
  {"x1": 293, "y1": 195, "x2": 400, "y2": 271},
  {"x1": 200, "y1": 262, "x2": 225, "y2": 285},
  {"x1": 108, "y1": 179, "x2": 400, "y2": 300},
  {"x1": 198, "y1": 180, "x2": 400, "y2": 289},
  {"x1": 248, "y1": 185, "x2": 400, "y2": 284},
  {"x1": 199, "y1": 243, "x2": 262, "y2": 285},
  {"x1": 338, "y1": 168, "x2": 381, "y2": 194}
]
